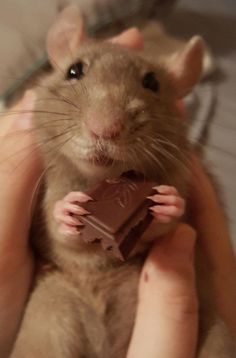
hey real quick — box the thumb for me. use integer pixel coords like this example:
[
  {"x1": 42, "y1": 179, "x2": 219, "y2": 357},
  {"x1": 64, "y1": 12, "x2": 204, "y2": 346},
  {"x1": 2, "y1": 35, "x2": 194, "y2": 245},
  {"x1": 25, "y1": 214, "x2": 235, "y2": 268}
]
[{"x1": 127, "y1": 224, "x2": 198, "y2": 358}]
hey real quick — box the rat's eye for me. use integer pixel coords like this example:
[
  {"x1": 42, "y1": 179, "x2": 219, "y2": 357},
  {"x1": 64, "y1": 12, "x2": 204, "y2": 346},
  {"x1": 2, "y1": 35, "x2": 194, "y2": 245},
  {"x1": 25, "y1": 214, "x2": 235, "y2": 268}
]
[
  {"x1": 142, "y1": 72, "x2": 159, "y2": 93},
  {"x1": 66, "y1": 62, "x2": 84, "y2": 80}
]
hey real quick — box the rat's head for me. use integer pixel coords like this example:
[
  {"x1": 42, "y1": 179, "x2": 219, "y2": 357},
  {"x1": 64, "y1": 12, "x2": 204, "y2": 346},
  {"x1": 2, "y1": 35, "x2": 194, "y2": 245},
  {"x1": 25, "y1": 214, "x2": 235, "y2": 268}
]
[{"x1": 35, "y1": 6, "x2": 203, "y2": 183}]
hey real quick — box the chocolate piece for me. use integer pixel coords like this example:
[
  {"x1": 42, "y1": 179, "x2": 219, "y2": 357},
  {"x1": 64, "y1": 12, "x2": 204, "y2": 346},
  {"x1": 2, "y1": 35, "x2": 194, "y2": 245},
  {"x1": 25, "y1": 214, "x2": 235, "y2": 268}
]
[{"x1": 78, "y1": 172, "x2": 157, "y2": 260}]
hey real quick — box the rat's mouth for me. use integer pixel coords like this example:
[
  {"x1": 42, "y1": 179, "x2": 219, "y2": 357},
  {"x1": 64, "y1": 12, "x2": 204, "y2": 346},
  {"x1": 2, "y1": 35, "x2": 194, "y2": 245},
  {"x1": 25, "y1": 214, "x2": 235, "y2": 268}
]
[{"x1": 90, "y1": 154, "x2": 114, "y2": 167}]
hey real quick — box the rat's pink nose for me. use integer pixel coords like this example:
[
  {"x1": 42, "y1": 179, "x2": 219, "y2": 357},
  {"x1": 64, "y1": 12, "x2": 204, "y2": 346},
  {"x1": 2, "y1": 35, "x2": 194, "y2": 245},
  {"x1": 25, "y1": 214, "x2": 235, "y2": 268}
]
[{"x1": 87, "y1": 117, "x2": 122, "y2": 140}]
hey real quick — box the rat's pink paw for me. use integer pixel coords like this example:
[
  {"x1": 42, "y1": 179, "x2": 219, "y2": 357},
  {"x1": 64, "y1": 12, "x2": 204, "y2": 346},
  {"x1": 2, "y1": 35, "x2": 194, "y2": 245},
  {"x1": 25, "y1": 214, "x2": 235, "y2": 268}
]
[
  {"x1": 53, "y1": 191, "x2": 92, "y2": 236},
  {"x1": 148, "y1": 185, "x2": 185, "y2": 224}
]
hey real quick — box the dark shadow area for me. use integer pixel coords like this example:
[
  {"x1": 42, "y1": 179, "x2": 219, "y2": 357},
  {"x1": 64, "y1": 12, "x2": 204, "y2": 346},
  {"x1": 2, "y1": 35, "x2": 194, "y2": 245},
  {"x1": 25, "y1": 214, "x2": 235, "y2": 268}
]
[{"x1": 162, "y1": 8, "x2": 236, "y2": 57}]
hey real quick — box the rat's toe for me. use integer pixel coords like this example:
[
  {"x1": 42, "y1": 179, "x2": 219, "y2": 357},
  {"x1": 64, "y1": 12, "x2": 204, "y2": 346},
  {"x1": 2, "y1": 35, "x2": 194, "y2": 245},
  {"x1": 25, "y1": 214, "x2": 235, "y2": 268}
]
[
  {"x1": 150, "y1": 204, "x2": 184, "y2": 218},
  {"x1": 63, "y1": 202, "x2": 90, "y2": 216},
  {"x1": 64, "y1": 191, "x2": 93, "y2": 204},
  {"x1": 153, "y1": 185, "x2": 178, "y2": 195},
  {"x1": 58, "y1": 223, "x2": 79, "y2": 236}
]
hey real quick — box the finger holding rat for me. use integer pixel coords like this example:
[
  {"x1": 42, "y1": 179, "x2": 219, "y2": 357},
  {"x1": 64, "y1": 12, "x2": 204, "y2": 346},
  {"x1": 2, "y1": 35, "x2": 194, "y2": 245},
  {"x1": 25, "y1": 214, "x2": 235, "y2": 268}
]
[
  {"x1": 0, "y1": 91, "x2": 42, "y2": 250},
  {"x1": 0, "y1": 91, "x2": 40, "y2": 356},
  {"x1": 189, "y1": 154, "x2": 236, "y2": 336},
  {"x1": 127, "y1": 224, "x2": 198, "y2": 358}
]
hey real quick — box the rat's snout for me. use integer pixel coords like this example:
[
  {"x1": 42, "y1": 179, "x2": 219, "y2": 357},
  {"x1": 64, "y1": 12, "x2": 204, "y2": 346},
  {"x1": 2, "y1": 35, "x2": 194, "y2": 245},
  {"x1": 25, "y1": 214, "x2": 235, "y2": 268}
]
[{"x1": 86, "y1": 116, "x2": 122, "y2": 140}]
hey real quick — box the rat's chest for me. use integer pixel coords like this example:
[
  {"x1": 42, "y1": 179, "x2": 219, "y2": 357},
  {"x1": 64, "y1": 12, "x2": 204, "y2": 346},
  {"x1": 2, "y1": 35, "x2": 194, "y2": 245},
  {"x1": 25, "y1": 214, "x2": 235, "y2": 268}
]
[{"x1": 54, "y1": 262, "x2": 141, "y2": 355}]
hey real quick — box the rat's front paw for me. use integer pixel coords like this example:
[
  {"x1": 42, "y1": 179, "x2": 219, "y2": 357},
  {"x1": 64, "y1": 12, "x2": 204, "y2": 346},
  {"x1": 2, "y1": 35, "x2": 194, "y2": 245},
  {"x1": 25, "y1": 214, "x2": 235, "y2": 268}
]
[
  {"x1": 148, "y1": 185, "x2": 185, "y2": 224},
  {"x1": 53, "y1": 191, "x2": 92, "y2": 236}
]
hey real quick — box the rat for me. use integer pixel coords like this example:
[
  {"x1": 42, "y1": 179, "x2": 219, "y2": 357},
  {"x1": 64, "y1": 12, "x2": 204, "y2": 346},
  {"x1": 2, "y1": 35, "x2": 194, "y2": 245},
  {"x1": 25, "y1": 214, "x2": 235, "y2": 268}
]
[{"x1": 10, "y1": 5, "x2": 233, "y2": 358}]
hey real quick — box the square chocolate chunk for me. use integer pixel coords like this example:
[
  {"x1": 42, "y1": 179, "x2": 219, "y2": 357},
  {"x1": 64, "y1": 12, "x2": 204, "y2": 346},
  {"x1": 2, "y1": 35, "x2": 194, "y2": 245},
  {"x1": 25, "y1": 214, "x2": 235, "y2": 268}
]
[{"x1": 78, "y1": 172, "x2": 157, "y2": 260}]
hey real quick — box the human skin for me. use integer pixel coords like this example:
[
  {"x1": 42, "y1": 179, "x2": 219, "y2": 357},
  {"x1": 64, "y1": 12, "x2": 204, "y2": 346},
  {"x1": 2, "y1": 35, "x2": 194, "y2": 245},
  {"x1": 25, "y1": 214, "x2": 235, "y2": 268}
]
[
  {"x1": 0, "y1": 28, "x2": 235, "y2": 358},
  {"x1": 0, "y1": 91, "x2": 42, "y2": 357}
]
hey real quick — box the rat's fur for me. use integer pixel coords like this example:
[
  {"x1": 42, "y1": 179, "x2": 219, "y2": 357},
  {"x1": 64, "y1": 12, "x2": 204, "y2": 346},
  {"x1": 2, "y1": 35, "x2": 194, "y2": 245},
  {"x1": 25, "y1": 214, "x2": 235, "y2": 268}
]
[{"x1": 10, "y1": 6, "x2": 233, "y2": 358}]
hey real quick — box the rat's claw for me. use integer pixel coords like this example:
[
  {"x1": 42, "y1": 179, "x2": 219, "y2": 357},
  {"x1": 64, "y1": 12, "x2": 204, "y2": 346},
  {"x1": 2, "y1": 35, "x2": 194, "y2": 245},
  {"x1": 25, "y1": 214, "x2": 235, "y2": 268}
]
[
  {"x1": 54, "y1": 208, "x2": 84, "y2": 227},
  {"x1": 53, "y1": 200, "x2": 89, "y2": 219},
  {"x1": 148, "y1": 185, "x2": 185, "y2": 223},
  {"x1": 153, "y1": 185, "x2": 178, "y2": 196},
  {"x1": 148, "y1": 194, "x2": 184, "y2": 208},
  {"x1": 150, "y1": 204, "x2": 184, "y2": 218},
  {"x1": 63, "y1": 202, "x2": 90, "y2": 216},
  {"x1": 63, "y1": 191, "x2": 93, "y2": 204},
  {"x1": 53, "y1": 193, "x2": 90, "y2": 236}
]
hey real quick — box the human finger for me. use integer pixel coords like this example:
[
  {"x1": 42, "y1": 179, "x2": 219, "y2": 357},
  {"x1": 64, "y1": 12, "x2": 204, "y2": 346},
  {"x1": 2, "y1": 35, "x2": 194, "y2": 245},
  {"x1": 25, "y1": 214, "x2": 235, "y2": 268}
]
[{"x1": 127, "y1": 224, "x2": 198, "y2": 358}]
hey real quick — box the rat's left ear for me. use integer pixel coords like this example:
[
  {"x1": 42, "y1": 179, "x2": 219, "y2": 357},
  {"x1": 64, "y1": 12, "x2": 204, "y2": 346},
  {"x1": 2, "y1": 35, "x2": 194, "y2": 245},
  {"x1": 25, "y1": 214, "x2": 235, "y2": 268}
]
[
  {"x1": 165, "y1": 36, "x2": 204, "y2": 98},
  {"x1": 47, "y1": 5, "x2": 85, "y2": 66}
]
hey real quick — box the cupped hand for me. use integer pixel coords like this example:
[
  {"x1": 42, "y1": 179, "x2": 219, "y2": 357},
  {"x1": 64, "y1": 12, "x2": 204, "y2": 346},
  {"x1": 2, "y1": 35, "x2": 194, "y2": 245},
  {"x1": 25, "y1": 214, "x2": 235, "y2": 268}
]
[
  {"x1": 189, "y1": 155, "x2": 236, "y2": 337},
  {"x1": 0, "y1": 91, "x2": 42, "y2": 356}
]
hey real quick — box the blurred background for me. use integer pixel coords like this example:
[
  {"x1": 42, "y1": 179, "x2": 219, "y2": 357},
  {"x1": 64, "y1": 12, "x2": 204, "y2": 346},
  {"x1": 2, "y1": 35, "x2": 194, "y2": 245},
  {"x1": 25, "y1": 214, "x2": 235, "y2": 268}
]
[{"x1": 0, "y1": 0, "x2": 235, "y2": 248}]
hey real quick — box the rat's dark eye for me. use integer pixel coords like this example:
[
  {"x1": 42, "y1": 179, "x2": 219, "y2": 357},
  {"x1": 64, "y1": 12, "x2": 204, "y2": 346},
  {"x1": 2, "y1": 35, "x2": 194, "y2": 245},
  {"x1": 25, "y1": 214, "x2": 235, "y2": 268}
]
[
  {"x1": 66, "y1": 62, "x2": 84, "y2": 80},
  {"x1": 142, "y1": 72, "x2": 159, "y2": 93}
]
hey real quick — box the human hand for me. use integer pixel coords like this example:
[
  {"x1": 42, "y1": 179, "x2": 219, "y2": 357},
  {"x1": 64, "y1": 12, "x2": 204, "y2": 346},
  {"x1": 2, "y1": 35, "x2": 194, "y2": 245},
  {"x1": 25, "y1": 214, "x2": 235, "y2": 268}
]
[
  {"x1": 189, "y1": 155, "x2": 236, "y2": 337},
  {"x1": 128, "y1": 224, "x2": 198, "y2": 358},
  {"x1": 127, "y1": 156, "x2": 236, "y2": 358},
  {"x1": 0, "y1": 91, "x2": 41, "y2": 356}
]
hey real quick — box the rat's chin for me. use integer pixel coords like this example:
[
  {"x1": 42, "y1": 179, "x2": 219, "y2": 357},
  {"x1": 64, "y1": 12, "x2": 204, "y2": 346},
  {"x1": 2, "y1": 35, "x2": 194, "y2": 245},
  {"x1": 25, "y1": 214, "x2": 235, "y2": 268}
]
[{"x1": 78, "y1": 155, "x2": 122, "y2": 179}]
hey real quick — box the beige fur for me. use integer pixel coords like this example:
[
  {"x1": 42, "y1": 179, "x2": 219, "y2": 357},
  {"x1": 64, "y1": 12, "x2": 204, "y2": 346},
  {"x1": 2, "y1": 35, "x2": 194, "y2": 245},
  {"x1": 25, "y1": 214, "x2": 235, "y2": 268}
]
[{"x1": 10, "y1": 6, "x2": 233, "y2": 358}]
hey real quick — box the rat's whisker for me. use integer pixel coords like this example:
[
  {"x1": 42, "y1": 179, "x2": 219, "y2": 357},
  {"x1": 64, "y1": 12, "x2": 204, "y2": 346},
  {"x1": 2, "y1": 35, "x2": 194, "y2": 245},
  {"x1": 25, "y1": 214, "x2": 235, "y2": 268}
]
[
  {"x1": 0, "y1": 109, "x2": 70, "y2": 117},
  {"x1": 0, "y1": 123, "x2": 76, "y2": 171},
  {"x1": 148, "y1": 136, "x2": 190, "y2": 171},
  {"x1": 136, "y1": 138, "x2": 169, "y2": 182},
  {"x1": 35, "y1": 96, "x2": 80, "y2": 113},
  {"x1": 149, "y1": 136, "x2": 190, "y2": 166},
  {"x1": 49, "y1": 89, "x2": 81, "y2": 112},
  {"x1": 30, "y1": 130, "x2": 77, "y2": 215}
]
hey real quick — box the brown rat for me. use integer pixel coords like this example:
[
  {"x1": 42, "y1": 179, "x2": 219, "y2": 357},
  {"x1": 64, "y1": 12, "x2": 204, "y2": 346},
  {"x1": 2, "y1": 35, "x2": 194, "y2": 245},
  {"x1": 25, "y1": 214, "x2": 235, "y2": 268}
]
[{"x1": 10, "y1": 6, "x2": 233, "y2": 358}]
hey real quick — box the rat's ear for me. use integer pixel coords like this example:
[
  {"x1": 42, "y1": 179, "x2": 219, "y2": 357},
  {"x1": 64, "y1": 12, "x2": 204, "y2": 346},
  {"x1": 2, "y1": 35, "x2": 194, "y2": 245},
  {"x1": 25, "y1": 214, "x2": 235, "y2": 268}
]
[
  {"x1": 47, "y1": 5, "x2": 85, "y2": 66},
  {"x1": 165, "y1": 36, "x2": 204, "y2": 98}
]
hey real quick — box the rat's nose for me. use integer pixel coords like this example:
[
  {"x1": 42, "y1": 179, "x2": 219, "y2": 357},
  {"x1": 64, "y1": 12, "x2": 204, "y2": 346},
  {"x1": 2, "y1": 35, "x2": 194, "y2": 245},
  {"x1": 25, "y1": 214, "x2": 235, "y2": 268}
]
[{"x1": 87, "y1": 117, "x2": 122, "y2": 140}]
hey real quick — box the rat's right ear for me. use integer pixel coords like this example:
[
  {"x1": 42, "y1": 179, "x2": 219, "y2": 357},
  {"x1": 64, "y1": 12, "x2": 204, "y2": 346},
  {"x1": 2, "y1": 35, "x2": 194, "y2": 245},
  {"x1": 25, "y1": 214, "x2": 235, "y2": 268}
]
[
  {"x1": 47, "y1": 5, "x2": 85, "y2": 66},
  {"x1": 165, "y1": 36, "x2": 204, "y2": 98}
]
